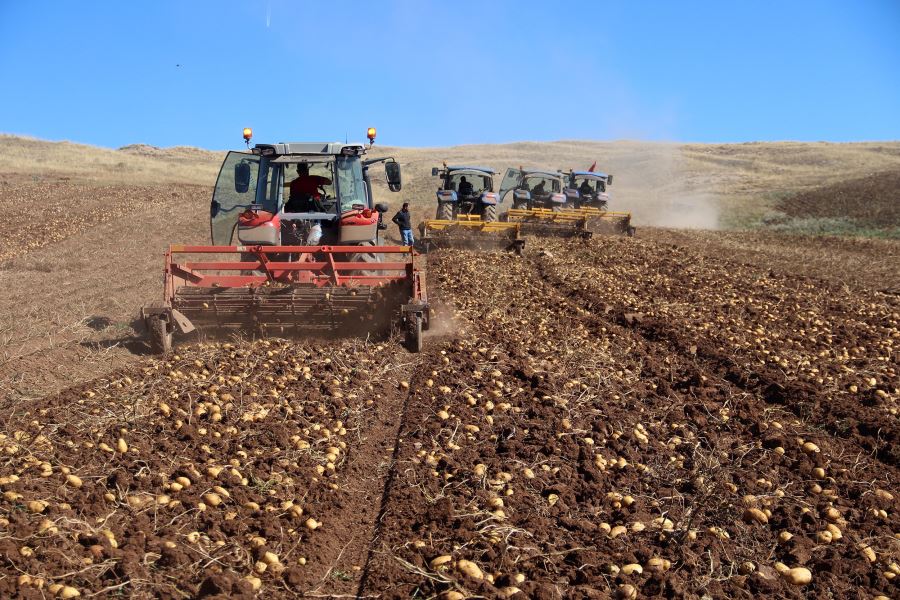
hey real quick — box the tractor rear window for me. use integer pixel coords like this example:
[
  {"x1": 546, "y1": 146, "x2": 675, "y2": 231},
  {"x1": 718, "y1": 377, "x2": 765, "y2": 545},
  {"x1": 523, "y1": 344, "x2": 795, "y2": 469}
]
[{"x1": 446, "y1": 173, "x2": 490, "y2": 194}]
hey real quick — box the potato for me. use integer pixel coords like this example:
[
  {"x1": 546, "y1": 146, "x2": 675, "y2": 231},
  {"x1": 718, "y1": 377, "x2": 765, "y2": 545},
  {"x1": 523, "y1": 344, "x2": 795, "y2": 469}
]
[
  {"x1": 776, "y1": 563, "x2": 812, "y2": 585},
  {"x1": 456, "y1": 559, "x2": 484, "y2": 580},
  {"x1": 430, "y1": 555, "x2": 452, "y2": 569},
  {"x1": 743, "y1": 508, "x2": 768, "y2": 525}
]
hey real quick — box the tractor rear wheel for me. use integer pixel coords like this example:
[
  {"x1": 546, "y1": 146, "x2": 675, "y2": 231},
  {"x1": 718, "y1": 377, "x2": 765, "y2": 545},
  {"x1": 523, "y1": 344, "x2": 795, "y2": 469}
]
[
  {"x1": 482, "y1": 204, "x2": 498, "y2": 222},
  {"x1": 405, "y1": 314, "x2": 423, "y2": 353},
  {"x1": 148, "y1": 316, "x2": 173, "y2": 355},
  {"x1": 436, "y1": 202, "x2": 454, "y2": 221},
  {"x1": 349, "y1": 241, "x2": 383, "y2": 274}
]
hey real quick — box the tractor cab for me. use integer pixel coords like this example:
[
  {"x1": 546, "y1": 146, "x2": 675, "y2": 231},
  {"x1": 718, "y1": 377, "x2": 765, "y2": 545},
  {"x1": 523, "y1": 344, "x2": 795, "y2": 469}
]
[
  {"x1": 430, "y1": 165, "x2": 500, "y2": 221},
  {"x1": 210, "y1": 142, "x2": 401, "y2": 247},
  {"x1": 563, "y1": 170, "x2": 613, "y2": 210},
  {"x1": 498, "y1": 168, "x2": 567, "y2": 210}
]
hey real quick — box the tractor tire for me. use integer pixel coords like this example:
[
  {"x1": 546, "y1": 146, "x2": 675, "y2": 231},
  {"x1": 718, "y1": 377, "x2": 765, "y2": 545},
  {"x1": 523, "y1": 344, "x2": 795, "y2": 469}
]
[
  {"x1": 512, "y1": 201, "x2": 528, "y2": 211},
  {"x1": 405, "y1": 313, "x2": 423, "y2": 353},
  {"x1": 148, "y1": 316, "x2": 173, "y2": 355},
  {"x1": 436, "y1": 202, "x2": 454, "y2": 221},
  {"x1": 482, "y1": 203, "x2": 498, "y2": 222},
  {"x1": 349, "y1": 240, "x2": 384, "y2": 275}
]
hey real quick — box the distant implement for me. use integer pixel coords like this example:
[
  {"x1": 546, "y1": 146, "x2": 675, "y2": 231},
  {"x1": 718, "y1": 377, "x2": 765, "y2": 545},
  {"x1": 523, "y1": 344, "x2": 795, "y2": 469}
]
[
  {"x1": 141, "y1": 129, "x2": 431, "y2": 354},
  {"x1": 497, "y1": 167, "x2": 592, "y2": 238},
  {"x1": 418, "y1": 164, "x2": 525, "y2": 253},
  {"x1": 561, "y1": 169, "x2": 634, "y2": 236}
]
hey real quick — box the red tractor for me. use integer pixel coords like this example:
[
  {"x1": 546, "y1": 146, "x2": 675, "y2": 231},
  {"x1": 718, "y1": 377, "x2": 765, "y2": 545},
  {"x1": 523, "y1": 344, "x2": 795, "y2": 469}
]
[{"x1": 141, "y1": 130, "x2": 430, "y2": 353}]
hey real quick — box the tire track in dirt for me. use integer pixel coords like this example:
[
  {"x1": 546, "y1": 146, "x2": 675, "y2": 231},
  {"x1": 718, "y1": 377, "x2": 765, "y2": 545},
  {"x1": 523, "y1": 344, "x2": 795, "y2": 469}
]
[{"x1": 354, "y1": 345, "x2": 445, "y2": 597}]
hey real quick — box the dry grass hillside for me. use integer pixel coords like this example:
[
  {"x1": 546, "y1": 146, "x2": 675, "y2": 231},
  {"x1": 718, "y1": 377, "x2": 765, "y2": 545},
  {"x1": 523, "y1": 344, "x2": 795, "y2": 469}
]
[{"x1": 4, "y1": 134, "x2": 900, "y2": 230}]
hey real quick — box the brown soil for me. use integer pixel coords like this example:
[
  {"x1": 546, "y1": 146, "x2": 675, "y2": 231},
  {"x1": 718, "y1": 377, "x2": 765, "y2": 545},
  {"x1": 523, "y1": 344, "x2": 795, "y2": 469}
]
[
  {"x1": 2, "y1": 232, "x2": 897, "y2": 599},
  {"x1": 777, "y1": 170, "x2": 900, "y2": 229},
  {"x1": 1, "y1": 160, "x2": 898, "y2": 598}
]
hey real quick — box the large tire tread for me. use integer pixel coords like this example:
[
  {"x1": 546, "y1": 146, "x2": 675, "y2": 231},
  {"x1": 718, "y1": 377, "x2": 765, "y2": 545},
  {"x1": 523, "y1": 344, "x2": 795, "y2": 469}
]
[
  {"x1": 149, "y1": 316, "x2": 173, "y2": 355},
  {"x1": 436, "y1": 202, "x2": 454, "y2": 221}
]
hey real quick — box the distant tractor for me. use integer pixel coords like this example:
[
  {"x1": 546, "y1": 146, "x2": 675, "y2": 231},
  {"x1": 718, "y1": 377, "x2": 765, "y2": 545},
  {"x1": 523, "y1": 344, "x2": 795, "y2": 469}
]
[
  {"x1": 431, "y1": 165, "x2": 500, "y2": 222},
  {"x1": 560, "y1": 168, "x2": 634, "y2": 236},
  {"x1": 417, "y1": 164, "x2": 524, "y2": 253},
  {"x1": 141, "y1": 129, "x2": 431, "y2": 354},
  {"x1": 497, "y1": 168, "x2": 569, "y2": 212},
  {"x1": 563, "y1": 170, "x2": 613, "y2": 210}
]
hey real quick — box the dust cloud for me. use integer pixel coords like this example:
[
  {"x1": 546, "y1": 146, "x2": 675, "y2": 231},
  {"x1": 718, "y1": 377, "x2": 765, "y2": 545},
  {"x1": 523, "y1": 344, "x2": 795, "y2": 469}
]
[{"x1": 605, "y1": 143, "x2": 721, "y2": 230}]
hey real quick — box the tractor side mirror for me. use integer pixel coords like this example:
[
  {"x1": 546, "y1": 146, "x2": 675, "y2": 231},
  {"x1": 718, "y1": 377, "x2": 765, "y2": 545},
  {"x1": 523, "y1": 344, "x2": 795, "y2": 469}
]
[
  {"x1": 385, "y1": 162, "x2": 402, "y2": 192},
  {"x1": 234, "y1": 162, "x2": 252, "y2": 193},
  {"x1": 607, "y1": 175, "x2": 613, "y2": 186},
  {"x1": 374, "y1": 202, "x2": 389, "y2": 213},
  {"x1": 431, "y1": 167, "x2": 439, "y2": 176}
]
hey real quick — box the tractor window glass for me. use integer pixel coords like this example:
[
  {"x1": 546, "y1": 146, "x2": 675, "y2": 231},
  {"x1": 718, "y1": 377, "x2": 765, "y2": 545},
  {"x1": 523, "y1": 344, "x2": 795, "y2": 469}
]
[
  {"x1": 210, "y1": 152, "x2": 260, "y2": 245},
  {"x1": 525, "y1": 176, "x2": 558, "y2": 193},
  {"x1": 447, "y1": 173, "x2": 487, "y2": 195},
  {"x1": 336, "y1": 156, "x2": 367, "y2": 212},
  {"x1": 283, "y1": 161, "x2": 335, "y2": 205},
  {"x1": 259, "y1": 162, "x2": 282, "y2": 213}
]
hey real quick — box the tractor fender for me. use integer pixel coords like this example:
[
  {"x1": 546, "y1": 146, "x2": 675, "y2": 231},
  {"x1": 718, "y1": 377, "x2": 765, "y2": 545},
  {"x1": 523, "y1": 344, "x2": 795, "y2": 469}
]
[
  {"x1": 436, "y1": 190, "x2": 458, "y2": 203},
  {"x1": 565, "y1": 188, "x2": 580, "y2": 201},
  {"x1": 513, "y1": 189, "x2": 531, "y2": 201},
  {"x1": 480, "y1": 192, "x2": 499, "y2": 206}
]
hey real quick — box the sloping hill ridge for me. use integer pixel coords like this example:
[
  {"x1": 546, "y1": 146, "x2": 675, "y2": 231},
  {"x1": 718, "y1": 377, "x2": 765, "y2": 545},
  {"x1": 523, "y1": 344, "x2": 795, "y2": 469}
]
[{"x1": 775, "y1": 169, "x2": 900, "y2": 235}]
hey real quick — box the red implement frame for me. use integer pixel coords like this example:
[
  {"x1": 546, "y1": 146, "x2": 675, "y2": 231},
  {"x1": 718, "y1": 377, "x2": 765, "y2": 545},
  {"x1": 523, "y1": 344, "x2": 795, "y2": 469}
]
[
  {"x1": 142, "y1": 244, "x2": 429, "y2": 353},
  {"x1": 164, "y1": 244, "x2": 420, "y2": 297}
]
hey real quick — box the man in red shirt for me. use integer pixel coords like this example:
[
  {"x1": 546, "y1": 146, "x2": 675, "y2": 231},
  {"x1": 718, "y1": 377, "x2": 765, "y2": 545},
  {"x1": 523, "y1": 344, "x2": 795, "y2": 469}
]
[{"x1": 287, "y1": 163, "x2": 332, "y2": 212}]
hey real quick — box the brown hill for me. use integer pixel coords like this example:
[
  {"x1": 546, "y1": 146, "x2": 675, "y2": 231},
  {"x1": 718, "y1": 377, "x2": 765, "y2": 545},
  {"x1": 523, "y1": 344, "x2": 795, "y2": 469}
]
[{"x1": 777, "y1": 169, "x2": 900, "y2": 231}]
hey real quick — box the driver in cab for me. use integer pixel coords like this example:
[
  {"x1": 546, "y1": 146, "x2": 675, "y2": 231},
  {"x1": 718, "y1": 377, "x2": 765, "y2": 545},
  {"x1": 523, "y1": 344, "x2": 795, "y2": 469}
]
[
  {"x1": 458, "y1": 176, "x2": 475, "y2": 197},
  {"x1": 579, "y1": 179, "x2": 593, "y2": 197},
  {"x1": 287, "y1": 163, "x2": 332, "y2": 212}
]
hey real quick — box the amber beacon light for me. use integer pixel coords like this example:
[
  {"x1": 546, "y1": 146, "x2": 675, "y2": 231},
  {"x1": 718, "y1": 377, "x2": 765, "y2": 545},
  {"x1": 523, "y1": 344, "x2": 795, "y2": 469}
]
[
  {"x1": 242, "y1": 127, "x2": 253, "y2": 147},
  {"x1": 367, "y1": 127, "x2": 376, "y2": 145}
]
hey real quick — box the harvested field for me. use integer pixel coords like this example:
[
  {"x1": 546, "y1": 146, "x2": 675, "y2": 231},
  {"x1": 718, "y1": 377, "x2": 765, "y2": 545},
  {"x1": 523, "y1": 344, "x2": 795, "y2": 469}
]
[
  {"x1": 2, "y1": 234, "x2": 898, "y2": 599},
  {"x1": 1, "y1": 137, "x2": 899, "y2": 598}
]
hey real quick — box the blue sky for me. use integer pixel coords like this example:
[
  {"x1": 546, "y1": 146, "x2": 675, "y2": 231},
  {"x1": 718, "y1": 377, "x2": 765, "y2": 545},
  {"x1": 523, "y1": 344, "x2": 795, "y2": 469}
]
[{"x1": 1, "y1": 1, "x2": 898, "y2": 149}]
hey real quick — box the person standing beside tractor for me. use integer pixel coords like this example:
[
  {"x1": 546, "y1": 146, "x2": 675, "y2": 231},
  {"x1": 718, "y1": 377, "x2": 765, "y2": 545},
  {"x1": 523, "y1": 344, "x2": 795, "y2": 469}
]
[{"x1": 392, "y1": 202, "x2": 415, "y2": 246}]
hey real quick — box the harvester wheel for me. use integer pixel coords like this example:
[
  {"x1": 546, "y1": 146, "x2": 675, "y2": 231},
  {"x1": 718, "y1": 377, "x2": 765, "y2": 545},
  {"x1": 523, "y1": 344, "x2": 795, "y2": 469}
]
[
  {"x1": 148, "y1": 316, "x2": 173, "y2": 355},
  {"x1": 482, "y1": 204, "x2": 498, "y2": 222},
  {"x1": 436, "y1": 202, "x2": 453, "y2": 221},
  {"x1": 405, "y1": 314, "x2": 423, "y2": 353}
]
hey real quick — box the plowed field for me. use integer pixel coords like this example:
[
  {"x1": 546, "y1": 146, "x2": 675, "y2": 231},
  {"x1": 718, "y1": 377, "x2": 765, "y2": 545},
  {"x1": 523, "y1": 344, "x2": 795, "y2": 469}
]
[{"x1": 2, "y1": 232, "x2": 898, "y2": 599}]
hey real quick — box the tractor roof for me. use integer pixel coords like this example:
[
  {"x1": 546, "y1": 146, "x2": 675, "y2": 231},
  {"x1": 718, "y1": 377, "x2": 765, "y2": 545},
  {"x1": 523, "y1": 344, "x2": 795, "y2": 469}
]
[
  {"x1": 523, "y1": 169, "x2": 563, "y2": 179},
  {"x1": 447, "y1": 166, "x2": 496, "y2": 175},
  {"x1": 253, "y1": 142, "x2": 366, "y2": 157},
  {"x1": 572, "y1": 170, "x2": 609, "y2": 178}
]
